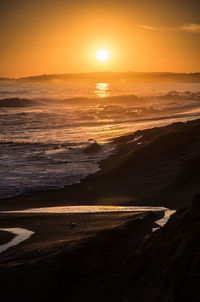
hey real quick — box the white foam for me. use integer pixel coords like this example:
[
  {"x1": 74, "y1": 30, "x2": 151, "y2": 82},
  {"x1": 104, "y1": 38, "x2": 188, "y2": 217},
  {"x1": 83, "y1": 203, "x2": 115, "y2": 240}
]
[
  {"x1": 154, "y1": 210, "x2": 176, "y2": 228},
  {"x1": 0, "y1": 227, "x2": 34, "y2": 254}
]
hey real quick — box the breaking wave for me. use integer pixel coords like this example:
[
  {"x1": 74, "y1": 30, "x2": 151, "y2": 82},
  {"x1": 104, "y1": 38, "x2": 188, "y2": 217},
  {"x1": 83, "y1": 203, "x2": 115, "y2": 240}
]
[
  {"x1": 0, "y1": 90, "x2": 200, "y2": 107},
  {"x1": 0, "y1": 81, "x2": 200, "y2": 199},
  {"x1": 0, "y1": 97, "x2": 36, "y2": 107}
]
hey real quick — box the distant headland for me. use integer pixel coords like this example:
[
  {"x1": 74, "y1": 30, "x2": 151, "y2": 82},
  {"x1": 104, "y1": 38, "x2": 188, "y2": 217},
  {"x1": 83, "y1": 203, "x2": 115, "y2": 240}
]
[{"x1": 1, "y1": 72, "x2": 200, "y2": 83}]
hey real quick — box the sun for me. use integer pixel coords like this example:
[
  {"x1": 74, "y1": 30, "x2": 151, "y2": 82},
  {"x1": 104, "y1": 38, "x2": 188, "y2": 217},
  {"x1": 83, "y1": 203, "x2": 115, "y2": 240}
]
[{"x1": 96, "y1": 49, "x2": 110, "y2": 62}]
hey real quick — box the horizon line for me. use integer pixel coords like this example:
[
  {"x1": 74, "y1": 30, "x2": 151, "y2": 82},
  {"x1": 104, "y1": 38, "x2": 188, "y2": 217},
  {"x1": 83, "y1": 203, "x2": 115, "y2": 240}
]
[{"x1": 1, "y1": 71, "x2": 200, "y2": 80}]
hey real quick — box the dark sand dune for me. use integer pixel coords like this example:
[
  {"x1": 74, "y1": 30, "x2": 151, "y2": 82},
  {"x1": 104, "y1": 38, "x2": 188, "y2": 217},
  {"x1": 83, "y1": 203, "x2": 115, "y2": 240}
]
[
  {"x1": 124, "y1": 195, "x2": 200, "y2": 302},
  {"x1": 108, "y1": 119, "x2": 200, "y2": 175},
  {"x1": 0, "y1": 211, "x2": 160, "y2": 302},
  {"x1": 173, "y1": 156, "x2": 200, "y2": 185},
  {"x1": 1, "y1": 197, "x2": 200, "y2": 302},
  {"x1": 95, "y1": 119, "x2": 200, "y2": 208}
]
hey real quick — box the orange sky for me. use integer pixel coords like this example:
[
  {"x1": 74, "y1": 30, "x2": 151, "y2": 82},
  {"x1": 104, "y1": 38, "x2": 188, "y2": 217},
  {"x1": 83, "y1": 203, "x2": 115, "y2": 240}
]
[{"x1": 0, "y1": 0, "x2": 200, "y2": 77}]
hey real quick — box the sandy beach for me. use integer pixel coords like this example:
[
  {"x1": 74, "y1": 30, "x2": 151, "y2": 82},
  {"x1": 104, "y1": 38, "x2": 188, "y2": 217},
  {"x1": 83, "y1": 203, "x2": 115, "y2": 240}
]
[
  {"x1": 1, "y1": 0, "x2": 200, "y2": 299},
  {"x1": 0, "y1": 118, "x2": 200, "y2": 301}
]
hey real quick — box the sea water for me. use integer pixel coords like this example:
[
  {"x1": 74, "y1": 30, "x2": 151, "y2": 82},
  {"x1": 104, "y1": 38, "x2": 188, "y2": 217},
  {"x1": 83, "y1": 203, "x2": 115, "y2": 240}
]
[{"x1": 0, "y1": 81, "x2": 200, "y2": 198}]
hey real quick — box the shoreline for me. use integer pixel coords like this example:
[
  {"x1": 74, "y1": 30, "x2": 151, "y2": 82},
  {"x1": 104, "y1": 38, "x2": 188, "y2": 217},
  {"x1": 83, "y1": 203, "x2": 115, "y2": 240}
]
[
  {"x1": 0, "y1": 206, "x2": 175, "y2": 254},
  {"x1": 0, "y1": 117, "x2": 200, "y2": 301},
  {"x1": 1, "y1": 117, "x2": 200, "y2": 211}
]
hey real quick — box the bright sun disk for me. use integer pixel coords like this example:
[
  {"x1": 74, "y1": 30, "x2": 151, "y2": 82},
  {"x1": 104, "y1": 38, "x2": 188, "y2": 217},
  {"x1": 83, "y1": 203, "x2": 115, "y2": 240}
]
[{"x1": 96, "y1": 49, "x2": 110, "y2": 62}]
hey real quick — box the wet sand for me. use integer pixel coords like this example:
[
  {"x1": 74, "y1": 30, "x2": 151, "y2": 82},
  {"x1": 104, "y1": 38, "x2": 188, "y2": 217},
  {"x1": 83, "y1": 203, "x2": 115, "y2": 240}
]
[
  {"x1": 0, "y1": 230, "x2": 15, "y2": 245},
  {"x1": 0, "y1": 205, "x2": 174, "y2": 254},
  {"x1": 0, "y1": 211, "x2": 162, "y2": 302},
  {"x1": 0, "y1": 118, "x2": 200, "y2": 301}
]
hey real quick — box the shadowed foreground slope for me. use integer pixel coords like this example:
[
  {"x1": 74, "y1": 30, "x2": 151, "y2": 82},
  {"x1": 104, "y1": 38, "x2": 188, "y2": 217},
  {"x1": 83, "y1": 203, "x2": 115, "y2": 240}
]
[
  {"x1": 1, "y1": 196, "x2": 200, "y2": 302},
  {"x1": 124, "y1": 194, "x2": 200, "y2": 302},
  {"x1": 0, "y1": 211, "x2": 159, "y2": 302}
]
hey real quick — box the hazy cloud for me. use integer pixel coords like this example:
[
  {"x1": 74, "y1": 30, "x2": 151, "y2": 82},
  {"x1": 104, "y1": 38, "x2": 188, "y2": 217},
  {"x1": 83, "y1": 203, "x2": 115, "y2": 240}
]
[
  {"x1": 180, "y1": 23, "x2": 200, "y2": 33},
  {"x1": 139, "y1": 25, "x2": 157, "y2": 31},
  {"x1": 139, "y1": 23, "x2": 200, "y2": 34}
]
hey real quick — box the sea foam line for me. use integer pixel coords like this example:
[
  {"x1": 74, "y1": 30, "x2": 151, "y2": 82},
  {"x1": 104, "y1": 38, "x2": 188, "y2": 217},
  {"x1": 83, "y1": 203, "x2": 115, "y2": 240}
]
[{"x1": 0, "y1": 227, "x2": 34, "y2": 254}]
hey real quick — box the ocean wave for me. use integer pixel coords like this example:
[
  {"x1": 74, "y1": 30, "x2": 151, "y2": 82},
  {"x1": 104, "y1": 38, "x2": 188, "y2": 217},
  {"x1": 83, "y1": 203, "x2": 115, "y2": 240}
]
[
  {"x1": 159, "y1": 90, "x2": 200, "y2": 99},
  {"x1": 0, "y1": 140, "x2": 47, "y2": 146},
  {"x1": 0, "y1": 98, "x2": 36, "y2": 107},
  {"x1": 42, "y1": 90, "x2": 200, "y2": 102},
  {"x1": 0, "y1": 90, "x2": 30, "y2": 95},
  {"x1": 0, "y1": 139, "x2": 101, "y2": 151},
  {"x1": 0, "y1": 91, "x2": 200, "y2": 107},
  {"x1": 0, "y1": 140, "x2": 78, "y2": 149}
]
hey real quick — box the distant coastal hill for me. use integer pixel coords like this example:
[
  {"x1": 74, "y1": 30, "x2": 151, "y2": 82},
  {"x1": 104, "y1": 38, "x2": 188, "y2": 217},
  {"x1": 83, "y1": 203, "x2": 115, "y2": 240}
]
[{"x1": 1, "y1": 72, "x2": 200, "y2": 83}]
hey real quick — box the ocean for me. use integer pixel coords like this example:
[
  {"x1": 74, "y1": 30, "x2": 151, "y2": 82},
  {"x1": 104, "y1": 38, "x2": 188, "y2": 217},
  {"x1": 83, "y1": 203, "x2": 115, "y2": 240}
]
[{"x1": 0, "y1": 80, "x2": 200, "y2": 199}]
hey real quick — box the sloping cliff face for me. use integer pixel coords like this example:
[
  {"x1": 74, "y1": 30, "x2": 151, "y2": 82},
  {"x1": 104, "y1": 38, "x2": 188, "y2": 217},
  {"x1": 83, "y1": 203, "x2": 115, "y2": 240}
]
[{"x1": 124, "y1": 194, "x2": 200, "y2": 302}]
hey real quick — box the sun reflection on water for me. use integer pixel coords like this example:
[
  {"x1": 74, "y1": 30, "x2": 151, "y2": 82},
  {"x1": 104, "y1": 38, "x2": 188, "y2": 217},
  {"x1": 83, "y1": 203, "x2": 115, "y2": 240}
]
[{"x1": 95, "y1": 82, "x2": 110, "y2": 98}]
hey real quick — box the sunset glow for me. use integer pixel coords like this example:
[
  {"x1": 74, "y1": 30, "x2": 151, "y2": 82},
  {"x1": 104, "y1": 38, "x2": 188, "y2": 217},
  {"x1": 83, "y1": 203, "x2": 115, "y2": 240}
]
[
  {"x1": 1, "y1": 1, "x2": 200, "y2": 300},
  {"x1": 96, "y1": 49, "x2": 110, "y2": 62},
  {"x1": 0, "y1": 1, "x2": 200, "y2": 77}
]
